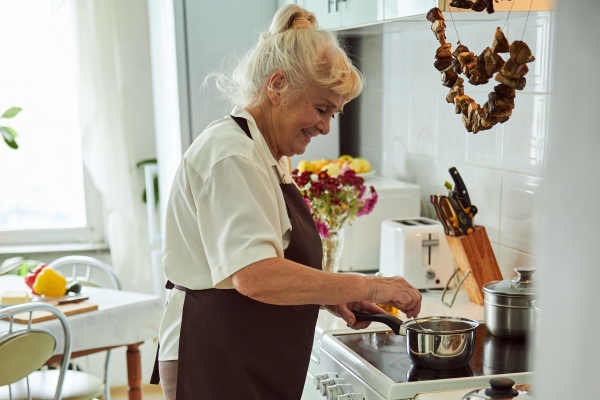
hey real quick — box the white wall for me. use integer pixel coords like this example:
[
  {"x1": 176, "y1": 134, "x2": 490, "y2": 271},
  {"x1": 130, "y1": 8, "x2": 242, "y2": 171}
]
[{"x1": 344, "y1": 11, "x2": 555, "y2": 280}]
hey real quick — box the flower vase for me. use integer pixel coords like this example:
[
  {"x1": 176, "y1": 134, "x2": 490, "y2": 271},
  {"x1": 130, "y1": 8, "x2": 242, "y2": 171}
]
[{"x1": 321, "y1": 228, "x2": 345, "y2": 273}]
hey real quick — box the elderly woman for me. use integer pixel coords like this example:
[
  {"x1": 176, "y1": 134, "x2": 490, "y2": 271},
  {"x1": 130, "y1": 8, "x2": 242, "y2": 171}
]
[{"x1": 151, "y1": 4, "x2": 422, "y2": 399}]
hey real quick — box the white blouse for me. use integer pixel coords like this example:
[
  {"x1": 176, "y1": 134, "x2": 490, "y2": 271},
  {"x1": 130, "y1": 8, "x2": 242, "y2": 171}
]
[{"x1": 158, "y1": 107, "x2": 294, "y2": 360}]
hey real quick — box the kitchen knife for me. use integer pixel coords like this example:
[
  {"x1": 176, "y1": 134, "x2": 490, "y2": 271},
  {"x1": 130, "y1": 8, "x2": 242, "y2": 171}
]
[{"x1": 449, "y1": 167, "x2": 472, "y2": 206}]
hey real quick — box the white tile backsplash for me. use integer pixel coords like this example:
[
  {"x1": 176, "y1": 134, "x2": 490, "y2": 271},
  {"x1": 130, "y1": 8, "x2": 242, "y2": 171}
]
[
  {"x1": 497, "y1": 245, "x2": 540, "y2": 280},
  {"x1": 466, "y1": 123, "x2": 504, "y2": 169},
  {"x1": 502, "y1": 94, "x2": 547, "y2": 176},
  {"x1": 407, "y1": 92, "x2": 438, "y2": 157},
  {"x1": 459, "y1": 165, "x2": 503, "y2": 244},
  {"x1": 499, "y1": 172, "x2": 543, "y2": 255},
  {"x1": 346, "y1": 11, "x2": 555, "y2": 261}
]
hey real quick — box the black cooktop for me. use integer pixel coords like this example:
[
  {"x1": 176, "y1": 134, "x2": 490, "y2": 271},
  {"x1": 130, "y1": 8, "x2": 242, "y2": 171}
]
[{"x1": 333, "y1": 325, "x2": 534, "y2": 383}]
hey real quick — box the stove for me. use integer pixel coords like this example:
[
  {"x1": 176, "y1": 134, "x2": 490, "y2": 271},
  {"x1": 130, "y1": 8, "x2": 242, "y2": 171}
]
[{"x1": 317, "y1": 324, "x2": 534, "y2": 399}]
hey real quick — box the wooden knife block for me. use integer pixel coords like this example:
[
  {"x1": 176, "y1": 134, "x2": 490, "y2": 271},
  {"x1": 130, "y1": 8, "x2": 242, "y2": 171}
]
[{"x1": 445, "y1": 226, "x2": 503, "y2": 306}]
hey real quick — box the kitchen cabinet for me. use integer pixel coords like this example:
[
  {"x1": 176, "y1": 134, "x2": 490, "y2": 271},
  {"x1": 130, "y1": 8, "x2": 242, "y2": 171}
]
[
  {"x1": 298, "y1": 0, "x2": 384, "y2": 30},
  {"x1": 340, "y1": 0, "x2": 384, "y2": 28},
  {"x1": 297, "y1": 0, "x2": 341, "y2": 29}
]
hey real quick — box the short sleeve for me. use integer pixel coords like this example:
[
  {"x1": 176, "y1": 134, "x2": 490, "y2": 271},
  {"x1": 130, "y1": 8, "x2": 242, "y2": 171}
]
[{"x1": 190, "y1": 155, "x2": 284, "y2": 287}]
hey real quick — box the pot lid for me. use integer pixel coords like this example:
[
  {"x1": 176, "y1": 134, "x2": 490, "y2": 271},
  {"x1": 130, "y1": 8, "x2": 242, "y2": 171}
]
[
  {"x1": 462, "y1": 378, "x2": 535, "y2": 400},
  {"x1": 483, "y1": 267, "x2": 536, "y2": 296}
]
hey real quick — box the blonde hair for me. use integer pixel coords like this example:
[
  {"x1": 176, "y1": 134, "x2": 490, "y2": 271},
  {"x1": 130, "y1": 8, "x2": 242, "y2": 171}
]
[{"x1": 208, "y1": 4, "x2": 363, "y2": 108}]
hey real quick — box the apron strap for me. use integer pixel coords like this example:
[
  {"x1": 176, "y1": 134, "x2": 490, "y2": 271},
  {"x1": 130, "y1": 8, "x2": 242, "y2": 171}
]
[{"x1": 230, "y1": 115, "x2": 253, "y2": 139}]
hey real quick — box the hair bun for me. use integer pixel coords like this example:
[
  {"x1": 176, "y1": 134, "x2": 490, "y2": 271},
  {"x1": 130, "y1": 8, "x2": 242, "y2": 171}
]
[{"x1": 292, "y1": 17, "x2": 311, "y2": 29}]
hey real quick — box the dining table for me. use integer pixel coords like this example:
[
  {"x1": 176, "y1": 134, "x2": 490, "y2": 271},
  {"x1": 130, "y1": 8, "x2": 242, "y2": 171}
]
[{"x1": 0, "y1": 274, "x2": 164, "y2": 400}]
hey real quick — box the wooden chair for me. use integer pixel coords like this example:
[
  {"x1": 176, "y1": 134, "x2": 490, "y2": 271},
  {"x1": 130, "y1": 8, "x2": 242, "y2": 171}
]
[
  {"x1": 0, "y1": 302, "x2": 104, "y2": 400},
  {"x1": 46, "y1": 256, "x2": 122, "y2": 400}
]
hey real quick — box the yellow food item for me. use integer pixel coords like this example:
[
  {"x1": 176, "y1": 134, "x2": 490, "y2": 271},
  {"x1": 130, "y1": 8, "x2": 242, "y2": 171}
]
[
  {"x1": 33, "y1": 268, "x2": 67, "y2": 298},
  {"x1": 295, "y1": 155, "x2": 372, "y2": 175},
  {"x1": 377, "y1": 303, "x2": 399, "y2": 315},
  {"x1": 347, "y1": 158, "x2": 363, "y2": 173},
  {"x1": 321, "y1": 162, "x2": 341, "y2": 176},
  {"x1": 296, "y1": 160, "x2": 312, "y2": 173},
  {"x1": 347, "y1": 158, "x2": 372, "y2": 173},
  {"x1": 1, "y1": 291, "x2": 30, "y2": 305},
  {"x1": 356, "y1": 157, "x2": 372, "y2": 173}
]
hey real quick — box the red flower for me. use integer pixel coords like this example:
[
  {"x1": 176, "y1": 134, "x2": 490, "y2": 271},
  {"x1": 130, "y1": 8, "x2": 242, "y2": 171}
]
[{"x1": 291, "y1": 166, "x2": 378, "y2": 238}]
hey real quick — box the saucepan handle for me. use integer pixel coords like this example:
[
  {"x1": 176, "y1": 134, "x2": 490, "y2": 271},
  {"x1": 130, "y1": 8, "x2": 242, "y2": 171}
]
[{"x1": 353, "y1": 313, "x2": 405, "y2": 335}]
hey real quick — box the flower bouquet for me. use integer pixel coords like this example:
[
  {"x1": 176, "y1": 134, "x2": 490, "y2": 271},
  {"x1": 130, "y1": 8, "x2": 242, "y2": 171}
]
[{"x1": 291, "y1": 168, "x2": 378, "y2": 272}]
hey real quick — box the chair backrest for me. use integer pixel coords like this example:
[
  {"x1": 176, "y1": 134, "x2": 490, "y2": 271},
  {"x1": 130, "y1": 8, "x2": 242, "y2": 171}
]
[
  {"x1": 47, "y1": 256, "x2": 122, "y2": 290},
  {"x1": 0, "y1": 303, "x2": 72, "y2": 400}
]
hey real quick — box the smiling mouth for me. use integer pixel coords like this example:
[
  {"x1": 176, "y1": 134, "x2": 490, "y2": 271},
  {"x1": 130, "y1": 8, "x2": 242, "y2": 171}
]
[{"x1": 302, "y1": 129, "x2": 315, "y2": 142}]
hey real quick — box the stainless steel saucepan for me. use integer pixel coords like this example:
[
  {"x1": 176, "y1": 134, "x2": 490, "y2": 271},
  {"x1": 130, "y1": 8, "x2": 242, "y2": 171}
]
[
  {"x1": 482, "y1": 267, "x2": 537, "y2": 339},
  {"x1": 354, "y1": 313, "x2": 479, "y2": 369}
]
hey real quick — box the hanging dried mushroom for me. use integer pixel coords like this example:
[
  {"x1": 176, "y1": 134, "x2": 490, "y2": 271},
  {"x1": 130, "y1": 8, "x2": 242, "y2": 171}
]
[{"x1": 426, "y1": 7, "x2": 535, "y2": 133}]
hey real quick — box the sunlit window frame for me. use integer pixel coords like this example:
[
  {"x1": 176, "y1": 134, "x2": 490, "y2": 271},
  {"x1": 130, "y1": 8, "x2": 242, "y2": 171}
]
[
  {"x1": 0, "y1": 1, "x2": 106, "y2": 250},
  {"x1": 0, "y1": 171, "x2": 105, "y2": 248}
]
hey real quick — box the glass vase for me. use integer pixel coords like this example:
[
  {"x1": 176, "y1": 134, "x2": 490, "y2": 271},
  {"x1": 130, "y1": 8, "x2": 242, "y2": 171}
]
[{"x1": 321, "y1": 228, "x2": 345, "y2": 273}]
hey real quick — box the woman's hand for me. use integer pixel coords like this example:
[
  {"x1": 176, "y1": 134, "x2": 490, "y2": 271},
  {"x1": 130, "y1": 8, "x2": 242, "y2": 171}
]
[
  {"x1": 323, "y1": 301, "x2": 387, "y2": 329},
  {"x1": 365, "y1": 276, "x2": 422, "y2": 319}
]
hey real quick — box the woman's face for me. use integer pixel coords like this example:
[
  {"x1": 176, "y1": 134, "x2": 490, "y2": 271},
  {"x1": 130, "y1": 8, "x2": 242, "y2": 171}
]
[{"x1": 270, "y1": 84, "x2": 345, "y2": 159}]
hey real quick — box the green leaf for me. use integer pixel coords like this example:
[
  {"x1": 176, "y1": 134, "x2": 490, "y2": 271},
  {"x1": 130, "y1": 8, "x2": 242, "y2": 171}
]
[
  {"x1": 0, "y1": 126, "x2": 18, "y2": 149},
  {"x1": 1, "y1": 107, "x2": 22, "y2": 119},
  {"x1": 444, "y1": 181, "x2": 453, "y2": 191},
  {"x1": 18, "y1": 263, "x2": 29, "y2": 276},
  {"x1": 3, "y1": 126, "x2": 17, "y2": 139}
]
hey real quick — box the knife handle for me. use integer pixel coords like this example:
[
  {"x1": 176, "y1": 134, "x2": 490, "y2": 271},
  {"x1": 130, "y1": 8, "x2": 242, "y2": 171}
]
[
  {"x1": 449, "y1": 167, "x2": 471, "y2": 205},
  {"x1": 57, "y1": 296, "x2": 89, "y2": 305},
  {"x1": 430, "y1": 195, "x2": 450, "y2": 235}
]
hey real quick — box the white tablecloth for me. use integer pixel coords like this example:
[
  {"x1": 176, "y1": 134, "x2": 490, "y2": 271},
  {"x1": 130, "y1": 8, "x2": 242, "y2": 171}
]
[{"x1": 0, "y1": 275, "x2": 164, "y2": 355}]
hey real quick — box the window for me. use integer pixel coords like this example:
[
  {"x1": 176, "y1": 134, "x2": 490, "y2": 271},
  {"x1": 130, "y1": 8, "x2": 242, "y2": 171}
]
[{"x1": 0, "y1": 1, "x2": 103, "y2": 247}]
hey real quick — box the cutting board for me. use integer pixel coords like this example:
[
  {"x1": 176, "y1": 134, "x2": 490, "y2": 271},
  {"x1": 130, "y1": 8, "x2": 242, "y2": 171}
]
[{"x1": 8, "y1": 302, "x2": 98, "y2": 324}]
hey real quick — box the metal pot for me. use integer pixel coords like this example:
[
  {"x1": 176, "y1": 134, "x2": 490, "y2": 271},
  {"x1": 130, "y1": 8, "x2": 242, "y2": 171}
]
[
  {"x1": 354, "y1": 313, "x2": 479, "y2": 370},
  {"x1": 404, "y1": 316, "x2": 479, "y2": 369},
  {"x1": 483, "y1": 267, "x2": 536, "y2": 339}
]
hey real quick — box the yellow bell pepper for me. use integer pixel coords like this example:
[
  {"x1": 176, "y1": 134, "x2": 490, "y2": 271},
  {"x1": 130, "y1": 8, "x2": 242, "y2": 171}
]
[{"x1": 33, "y1": 268, "x2": 67, "y2": 297}]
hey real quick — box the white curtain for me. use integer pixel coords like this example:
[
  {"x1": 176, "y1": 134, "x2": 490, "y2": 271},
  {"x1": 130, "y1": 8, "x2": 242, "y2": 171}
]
[{"x1": 72, "y1": 0, "x2": 152, "y2": 284}]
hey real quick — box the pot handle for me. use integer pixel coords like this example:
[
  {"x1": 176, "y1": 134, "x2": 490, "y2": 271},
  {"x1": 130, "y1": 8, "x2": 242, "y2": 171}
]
[{"x1": 353, "y1": 313, "x2": 405, "y2": 335}]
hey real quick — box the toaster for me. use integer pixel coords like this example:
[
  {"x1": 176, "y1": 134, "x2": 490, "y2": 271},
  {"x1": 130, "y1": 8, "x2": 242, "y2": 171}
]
[{"x1": 379, "y1": 217, "x2": 454, "y2": 289}]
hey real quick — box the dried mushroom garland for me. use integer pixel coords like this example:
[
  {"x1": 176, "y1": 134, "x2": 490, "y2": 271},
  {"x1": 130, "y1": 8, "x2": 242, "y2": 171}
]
[{"x1": 427, "y1": 7, "x2": 536, "y2": 133}]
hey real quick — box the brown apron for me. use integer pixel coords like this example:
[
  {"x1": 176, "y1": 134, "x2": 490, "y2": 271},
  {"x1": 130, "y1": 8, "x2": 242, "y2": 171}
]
[{"x1": 151, "y1": 116, "x2": 323, "y2": 399}]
